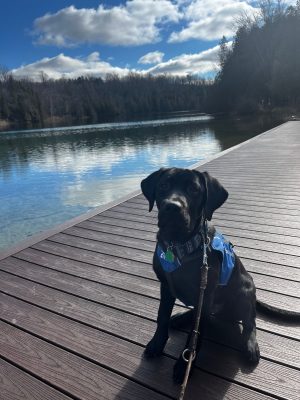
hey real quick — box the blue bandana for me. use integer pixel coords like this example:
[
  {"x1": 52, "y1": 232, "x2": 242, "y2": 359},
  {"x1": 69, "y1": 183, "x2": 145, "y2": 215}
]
[{"x1": 157, "y1": 231, "x2": 235, "y2": 286}]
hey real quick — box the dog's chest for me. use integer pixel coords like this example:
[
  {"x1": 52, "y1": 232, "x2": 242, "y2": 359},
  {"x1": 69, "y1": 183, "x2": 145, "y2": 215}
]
[{"x1": 163, "y1": 254, "x2": 204, "y2": 306}]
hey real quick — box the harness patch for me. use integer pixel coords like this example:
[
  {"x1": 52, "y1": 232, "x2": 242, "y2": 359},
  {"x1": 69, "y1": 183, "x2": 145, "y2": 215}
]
[
  {"x1": 211, "y1": 232, "x2": 235, "y2": 285},
  {"x1": 157, "y1": 231, "x2": 235, "y2": 285}
]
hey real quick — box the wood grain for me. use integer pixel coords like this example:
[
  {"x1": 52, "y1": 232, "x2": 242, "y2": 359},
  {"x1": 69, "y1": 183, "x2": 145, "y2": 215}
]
[
  {"x1": 0, "y1": 321, "x2": 169, "y2": 400},
  {"x1": 0, "y1": 359, "x2": 71, "y2": 400}
]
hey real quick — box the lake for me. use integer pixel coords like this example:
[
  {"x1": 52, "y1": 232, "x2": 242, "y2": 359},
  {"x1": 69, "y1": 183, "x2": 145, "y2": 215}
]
[{"x1": 0, "y1": 113, "x2": 282, "y2": 250}]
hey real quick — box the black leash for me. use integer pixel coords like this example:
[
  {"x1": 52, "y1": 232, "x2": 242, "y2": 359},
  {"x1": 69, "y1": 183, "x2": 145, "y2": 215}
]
[{"x1": 178, "y1": 220, "x2": 209, "y2": 400}]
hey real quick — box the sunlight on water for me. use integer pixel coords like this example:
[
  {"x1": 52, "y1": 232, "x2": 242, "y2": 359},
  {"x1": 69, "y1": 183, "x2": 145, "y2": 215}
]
[{"x1": 0, "y1": 114, "x2": 281, "y2": 249}]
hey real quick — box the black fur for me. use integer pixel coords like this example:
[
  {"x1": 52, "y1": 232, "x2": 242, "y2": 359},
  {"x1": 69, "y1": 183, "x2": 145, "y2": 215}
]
[{"x1": 141, "y1": 167, "x2": 260, "y2": 384}]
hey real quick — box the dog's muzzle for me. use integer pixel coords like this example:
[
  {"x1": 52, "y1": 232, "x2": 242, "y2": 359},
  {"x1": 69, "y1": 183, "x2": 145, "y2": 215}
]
[{"x1": 158, "y1": 198, "x2": 191, "y2": 240}]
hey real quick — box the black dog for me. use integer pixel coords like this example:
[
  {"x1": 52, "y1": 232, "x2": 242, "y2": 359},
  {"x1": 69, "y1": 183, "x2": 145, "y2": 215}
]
[{"x1": 141, "y1": 167, "x2": 260, "y2": 384}]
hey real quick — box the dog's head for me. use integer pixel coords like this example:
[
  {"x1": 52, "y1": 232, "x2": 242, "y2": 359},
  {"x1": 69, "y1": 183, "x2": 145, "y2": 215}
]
[{"x1": 141, "y1": 168, "x2": 228, "y2": 242}]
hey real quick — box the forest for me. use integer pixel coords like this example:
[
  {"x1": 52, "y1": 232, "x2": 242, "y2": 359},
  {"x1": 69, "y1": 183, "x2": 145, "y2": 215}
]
[{"x1": 0, "y1": 0, "x2": 299, "y2": 130}]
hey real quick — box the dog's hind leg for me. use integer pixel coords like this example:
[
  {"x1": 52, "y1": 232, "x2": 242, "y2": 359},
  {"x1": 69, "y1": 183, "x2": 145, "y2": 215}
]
[
  {"x1": 144, "y1": 282, "x2": 175, "y2": 358},
  {"x1": 241, "y1": 292, "x2": 260, "y2": 363}
]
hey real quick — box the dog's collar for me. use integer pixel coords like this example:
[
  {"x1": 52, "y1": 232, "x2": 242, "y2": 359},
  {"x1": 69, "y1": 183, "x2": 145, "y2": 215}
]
[{"x1": 161, "y1": 230, "x2": 204, "y2": 262}]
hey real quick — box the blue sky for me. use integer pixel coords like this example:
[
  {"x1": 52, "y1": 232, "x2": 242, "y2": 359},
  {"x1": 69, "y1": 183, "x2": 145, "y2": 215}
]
[{"x1": 0, "y1": 1, "x2": 296, "y2": 80}]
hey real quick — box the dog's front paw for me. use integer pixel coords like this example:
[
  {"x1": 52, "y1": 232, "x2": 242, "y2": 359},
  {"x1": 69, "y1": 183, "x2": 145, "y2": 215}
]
[
  {"x1": 245, "y1": 339, "x2": 260, "y2": 364},
  {"x1": 144, "y1": 335, "x2": 168, "y2": 358}
]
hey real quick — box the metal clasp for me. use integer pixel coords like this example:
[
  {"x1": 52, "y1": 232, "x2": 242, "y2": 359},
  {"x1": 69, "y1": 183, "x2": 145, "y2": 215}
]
[{"x1": 182, "y1": 348, "x2": 196, "y2": 363}]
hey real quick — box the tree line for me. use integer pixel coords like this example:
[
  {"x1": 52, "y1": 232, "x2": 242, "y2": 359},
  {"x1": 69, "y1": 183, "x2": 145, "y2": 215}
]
[
  {"x1": 0, "y1": 1, "x2": 299, "y2": 130},
  {"x1": 0, "y1": 72, "x2": 209, "y2": 130},
  {"x1": 214, "y1": 0, "x2": 300, "y2": 114}
]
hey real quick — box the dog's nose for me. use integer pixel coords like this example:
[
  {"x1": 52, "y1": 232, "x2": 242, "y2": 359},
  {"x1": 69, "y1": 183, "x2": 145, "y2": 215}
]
[{"x1": 162, "y1": 199, "x2": 182, "y2": 213}]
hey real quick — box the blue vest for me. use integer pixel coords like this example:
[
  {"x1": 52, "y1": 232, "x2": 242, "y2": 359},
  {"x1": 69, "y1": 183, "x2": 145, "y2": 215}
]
[{"x1": 157, "y1": 231, "x2": 235, "y2": 286}]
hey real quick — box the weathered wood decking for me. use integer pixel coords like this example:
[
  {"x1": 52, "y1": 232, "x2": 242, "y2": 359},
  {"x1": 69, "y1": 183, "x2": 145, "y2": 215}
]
[{"x1": 0, "y1": 121, "x2": 299, "y2": 400}]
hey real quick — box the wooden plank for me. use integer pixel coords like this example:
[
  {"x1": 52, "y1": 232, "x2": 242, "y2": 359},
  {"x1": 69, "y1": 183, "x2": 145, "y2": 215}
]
[
  {"x1": 12, "y1": 248, "x2": 300, "y2": 299},
  {"x1": 78, "y1": 219, "x2": 156, "y2": 240},
  {"x1": 0, "y1": 260, "x2": 168, "y2": 320},
  {"x1": 0, "y1": 268, "x2": 299, "y2": 340},
  {"x1": 63, "y1": 222, "x2": 300, "y2": 267},
  {"x1": 0, "y1": 293, "x2": 281, "y2": 400},
  {"x1": 2, "y1": 283, "x2": 300, "y2": 372},
  {"x1": 32, "y1": 239, "x2": 155, "y2": 279},
  {"x1": 90, "y1": 214, "x2": 158, "y2": 232},
  {"x1": 197, "y1": 341, "x2": 300, "y2": 400},
  {"x1": 1, "y1": 255, "x2": 299, "y2": 317},
  {"x1": 0, "y1": 294, "x2": 298, "y2": 398},
  {"x1": 40, "y1": 233, "x2": 300, "y2": 297},
  {"x1": 214, "y1": 225, "x2": 300, "y2": 248},
  {"x1": 49, "y1": 229, "x2": 299, "y2": 271},
  {"x1": 0, "y1": 293, "x2": 180, "y2": 399},
  {"x1": 13, "y1": 248, "x2": 159, "y2": 293},
  {"x1": 0, "y1": 359, "x2": 72, "y2": 400},
  {"x1": 63, "y1": 225, "x2": 155, "y2": 252},
  {"x1": 44, "y1": 220, "x2": 300, "y2": 287},
  {"x1": 221, "y1": 203, "x2": 300, "y2": 218},
  {"x1": 205, "y1": 174, "x2": 300, "y2": 185},
  {"x1": 234, "y1": 246, "x2": 300, "y2": 269},
  {"x1": 48, "y1": 232, "x2": 152, "y2": 264},
  {"x1": 49, "y1": 227, "x2": 300, "y2": 271},
  {"x1": 28, "y1": 242, "x2": 300, "y2": 282},
  {"x1": 0, "y1": 321, "x2": 170, "y2": 400},
  {"x1": 0, "y1": 270, "x2": 177, "y2": 346},
  {"x1": 205, "y1": 175, "x2": 300, "y2": 187}
]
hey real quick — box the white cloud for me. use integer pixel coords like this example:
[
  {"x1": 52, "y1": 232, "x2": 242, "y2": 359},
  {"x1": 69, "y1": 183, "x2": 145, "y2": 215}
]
[
  {"x1": 169, "y1": 0, "x2": 258, "y2": 42},
  {"x1": 62, "y1": 176, "x2": 142, "y2": 208},
  {"x1": 32, "y1": 141, "x2": 137, "y2": 175},
  {"x1": 11, "y1": 52, "x2": 131, "y2": 81},
  {"x1": 144, "y1": 43, "x2": 232, "y2": 76},
  {"x1": 138, "y1": 51, "x2": 164, "y2": 64},
  {"x1": 33, "y1": 1, "x2": 181, "y2": 47},
  {"x1": 11, "y1": 41, "x2": 230, "y2": 81}
]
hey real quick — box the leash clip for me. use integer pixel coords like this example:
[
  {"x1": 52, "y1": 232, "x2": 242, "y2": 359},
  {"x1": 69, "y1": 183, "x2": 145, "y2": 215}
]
[{"x1": 182, "y1": 348, "x2": 196, "y2": 363}]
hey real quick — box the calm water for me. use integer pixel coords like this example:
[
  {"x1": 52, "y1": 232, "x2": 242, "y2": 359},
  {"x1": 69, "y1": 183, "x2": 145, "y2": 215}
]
[{"x1": 0, "y1": 114, "x2": 282, "y2": 250}]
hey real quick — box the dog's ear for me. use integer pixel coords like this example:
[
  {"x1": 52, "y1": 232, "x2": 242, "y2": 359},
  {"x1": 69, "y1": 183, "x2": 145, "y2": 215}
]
[
  {"x1": 141, "y1": 168, "x2": 167, "y2": 212},
  {"x1": 199, "y1": 171, "x2": 228, "y2": 220}
]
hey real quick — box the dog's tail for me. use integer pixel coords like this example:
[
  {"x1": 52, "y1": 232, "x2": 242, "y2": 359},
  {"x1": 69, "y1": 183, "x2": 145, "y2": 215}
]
[{"x1": 256, "y1": 299, "x2": 300, "y2": 321}]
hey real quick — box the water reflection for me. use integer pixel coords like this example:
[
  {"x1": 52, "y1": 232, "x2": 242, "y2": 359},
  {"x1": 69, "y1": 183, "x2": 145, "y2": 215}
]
[{"x1": 0, "y1": 115, "x2": 282, "y2": 249}]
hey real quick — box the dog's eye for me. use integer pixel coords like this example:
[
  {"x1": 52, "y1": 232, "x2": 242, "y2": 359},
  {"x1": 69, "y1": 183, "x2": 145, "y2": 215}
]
[
  {"x1": 188, "y1": 183, "x2": 199, "y2": 195},
  {"x1": 159, "y1": 182, "x2": 170, "y2": 191}
]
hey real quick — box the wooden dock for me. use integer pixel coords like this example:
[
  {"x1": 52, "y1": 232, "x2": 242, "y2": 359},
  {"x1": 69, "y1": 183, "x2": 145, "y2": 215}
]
[{"x1": 0, "y1": 121, "x2": 299, "y2": 400}]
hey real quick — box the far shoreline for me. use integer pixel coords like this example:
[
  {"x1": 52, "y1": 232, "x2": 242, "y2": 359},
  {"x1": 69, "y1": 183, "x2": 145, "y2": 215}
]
[{"x1": 0, "y1": 108, "x2": 298, "y2": 135}]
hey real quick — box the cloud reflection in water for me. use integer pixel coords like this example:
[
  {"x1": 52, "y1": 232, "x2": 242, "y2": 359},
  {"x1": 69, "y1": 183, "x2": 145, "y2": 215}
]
[{"x1": 0, "y1": 114, "x2": 279, "y2": 249}]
